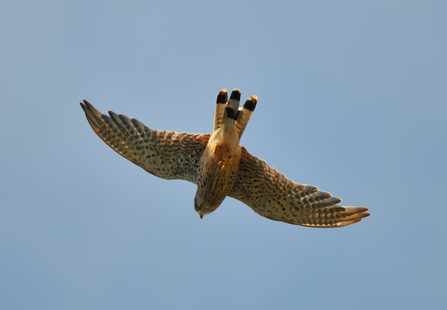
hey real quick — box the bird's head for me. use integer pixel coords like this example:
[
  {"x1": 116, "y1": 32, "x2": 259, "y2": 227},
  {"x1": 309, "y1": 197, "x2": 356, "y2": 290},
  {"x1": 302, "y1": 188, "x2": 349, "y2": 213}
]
[
  {"x1": 194, "y1": 194, "x2": 207, "y2": 219},
  {"x1": 194, "y1": 192, "x2": 223, "y2": 219}
]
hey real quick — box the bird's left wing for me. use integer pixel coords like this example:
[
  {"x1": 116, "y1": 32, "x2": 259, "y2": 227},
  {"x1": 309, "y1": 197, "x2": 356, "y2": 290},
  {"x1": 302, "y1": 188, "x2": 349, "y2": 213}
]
[
  {"x1": 80, "y1": 100, "x2": 211, "y2": 183},
  {"x1": 229, "y1": 147, "x2": 370, "y2": 227}
]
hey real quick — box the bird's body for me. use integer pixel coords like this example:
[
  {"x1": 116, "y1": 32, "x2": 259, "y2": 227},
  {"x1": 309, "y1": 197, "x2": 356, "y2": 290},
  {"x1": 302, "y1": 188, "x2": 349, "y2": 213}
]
[
  {"x1": 195, "y1": 129, "x2": 241, "y2": 217},
  {"x1": 194, "y1": 89, "x2": 247, "y2": 217},
  {"x1": 80, "y1": 88, "x2": 370, "y2": 227}
]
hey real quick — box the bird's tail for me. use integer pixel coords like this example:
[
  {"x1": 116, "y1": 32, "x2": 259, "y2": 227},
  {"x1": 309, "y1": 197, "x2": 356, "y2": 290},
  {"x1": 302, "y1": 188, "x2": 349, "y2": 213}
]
[
  {"x1": 224, "y1": 89, "x2": 241, "y2": 131},
  {"x1": 235, "y1": 94, "x2": 257, "y2": 139},
  {"x1": 213, "y1": 88, "x2": 257, "y2": 139},
  {"x1": 213, "y1": 88, "x2": 228, "y2": 133}
]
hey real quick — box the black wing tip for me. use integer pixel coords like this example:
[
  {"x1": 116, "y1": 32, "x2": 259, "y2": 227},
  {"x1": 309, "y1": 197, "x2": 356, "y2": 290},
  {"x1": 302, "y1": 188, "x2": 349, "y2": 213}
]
[
  {"x1": 360, "y1": 210, "x2": 371, "y2": 218},
  {"x1": 243, "y1": 95, "x2": 258, "y2": 111},
  {"x1": 230, "y1": 89, "x2": 241, "y2": 101},
  {"x1": 108, "y1": 110, "x2": 118, "y2": 117},
  {"x1": 80, "y1": 99, "x2": 95, "y2": 111},
  {"x1": 350, "y1": 207, "x2": 370, "y2": 217},
  {"x1": 340, "y1": 207, "x2": 371, "y2": 227},
  {"x1": 80, "y1": 99, "x2": 96, "y2": 117},
  {"x1": 339, "y1": 210, "x2": 371, "y2": 227},
  {"x1": 217, "y1": 88, "x2": 228, "y2": 104}
]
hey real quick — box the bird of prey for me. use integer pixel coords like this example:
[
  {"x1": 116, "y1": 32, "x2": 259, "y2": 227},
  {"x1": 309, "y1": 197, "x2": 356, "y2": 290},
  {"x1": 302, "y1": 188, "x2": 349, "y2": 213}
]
[{"x1": 80, "y1": 88, "x2": 369, "y2": 227}]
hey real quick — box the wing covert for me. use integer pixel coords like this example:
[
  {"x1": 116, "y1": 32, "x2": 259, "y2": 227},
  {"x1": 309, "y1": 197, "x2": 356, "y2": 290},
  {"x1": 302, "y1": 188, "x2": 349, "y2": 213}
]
[
  {"x1": 229, "y1": 147, "x2": 370, "y2": 227},
  {"x1": 80, "y1": 100, "x2": 210, "y2": 183}
]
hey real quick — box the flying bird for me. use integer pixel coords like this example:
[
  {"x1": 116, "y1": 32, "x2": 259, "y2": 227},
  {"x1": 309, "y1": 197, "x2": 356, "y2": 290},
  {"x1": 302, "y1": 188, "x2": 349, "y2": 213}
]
[{"x1": 80, "y1": 88, "x2": 369, "y2": 227}]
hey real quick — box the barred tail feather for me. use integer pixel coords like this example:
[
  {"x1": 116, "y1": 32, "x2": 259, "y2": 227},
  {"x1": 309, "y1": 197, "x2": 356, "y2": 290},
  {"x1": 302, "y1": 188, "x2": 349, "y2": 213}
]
[
  {"x1": 213, "y1": 88, "x2": 228, "y2": 133},
  {"x1": 235, "y1": 95, "x2": 257, "y2": 139},
  {"x1": 224, "y1": 89, "x2": 241, "y2": 131}
]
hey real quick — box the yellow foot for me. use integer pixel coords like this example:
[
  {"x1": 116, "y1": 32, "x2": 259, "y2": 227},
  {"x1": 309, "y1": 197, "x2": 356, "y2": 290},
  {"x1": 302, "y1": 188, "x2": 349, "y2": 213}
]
[
  {"x1": 213, "y1": 144, "x2": 221, "y2": 154},
  {"x1": 218, "y1": 160, "x2": 226, "y2": 169}
]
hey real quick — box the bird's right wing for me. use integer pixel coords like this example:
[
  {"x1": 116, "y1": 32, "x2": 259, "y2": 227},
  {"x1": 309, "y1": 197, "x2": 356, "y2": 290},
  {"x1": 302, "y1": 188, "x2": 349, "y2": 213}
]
[
  {"x1": 80, "y1": 100, "x2": 211, "y2": 184},
  {"x1": 229, "y1": 147, "x2": 370, "y2": 227}
]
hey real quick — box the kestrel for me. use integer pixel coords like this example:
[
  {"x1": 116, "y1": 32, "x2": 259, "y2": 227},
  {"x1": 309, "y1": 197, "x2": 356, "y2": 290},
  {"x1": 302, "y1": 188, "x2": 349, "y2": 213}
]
[{"x1": 80, "y1": 88, "x2": 370, "y2": 227}]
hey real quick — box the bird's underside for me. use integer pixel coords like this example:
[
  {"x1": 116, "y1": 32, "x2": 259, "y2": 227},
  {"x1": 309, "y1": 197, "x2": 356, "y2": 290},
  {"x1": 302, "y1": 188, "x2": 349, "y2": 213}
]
[{"x1": 80, "y1": 89, "x2": 370, "y2": 228}]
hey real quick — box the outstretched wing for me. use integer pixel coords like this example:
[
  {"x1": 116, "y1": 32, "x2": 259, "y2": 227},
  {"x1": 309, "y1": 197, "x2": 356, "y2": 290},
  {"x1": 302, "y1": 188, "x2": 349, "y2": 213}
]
[
  {"x1": 80, "y1": 100, "x2": 211, "y2": 183},
  {"x1": 229, "y1": 147, "x2": 370, "y2": 227}
]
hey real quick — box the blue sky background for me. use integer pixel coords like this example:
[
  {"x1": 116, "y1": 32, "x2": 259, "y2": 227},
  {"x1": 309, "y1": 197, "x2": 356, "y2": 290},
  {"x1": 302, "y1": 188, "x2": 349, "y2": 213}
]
[{"x1": 1, "y1": 1, "x2": 446, "y2": 309}]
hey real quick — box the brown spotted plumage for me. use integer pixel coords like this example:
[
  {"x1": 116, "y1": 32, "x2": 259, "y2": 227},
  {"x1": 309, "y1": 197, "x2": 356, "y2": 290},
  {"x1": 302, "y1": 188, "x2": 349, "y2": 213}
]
[{"x1": 80, "y1": 88, "x2": 370, "y2": 228}]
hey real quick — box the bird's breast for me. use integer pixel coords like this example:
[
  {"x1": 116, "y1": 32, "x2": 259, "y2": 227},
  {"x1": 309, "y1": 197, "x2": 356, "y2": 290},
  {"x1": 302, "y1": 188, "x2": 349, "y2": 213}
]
[{"x1": 194, "y1": 142, "x2": 241, "y2": 215}]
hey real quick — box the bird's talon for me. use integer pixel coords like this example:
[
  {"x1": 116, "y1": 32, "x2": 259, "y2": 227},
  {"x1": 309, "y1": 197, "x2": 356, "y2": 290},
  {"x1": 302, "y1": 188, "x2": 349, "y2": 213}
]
[
  {"x1": 213, "y1": 144, "x2": 220, "y2": 154},
  {"x1": 218, "y1": 160, "x2": 226, "y2": 169}
]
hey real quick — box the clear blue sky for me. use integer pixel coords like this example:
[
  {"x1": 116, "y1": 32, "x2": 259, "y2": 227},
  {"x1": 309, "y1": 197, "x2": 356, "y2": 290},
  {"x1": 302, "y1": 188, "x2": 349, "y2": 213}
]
[{"x1": 1, "y1": 1, "x2": 446, "y2": 309}]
